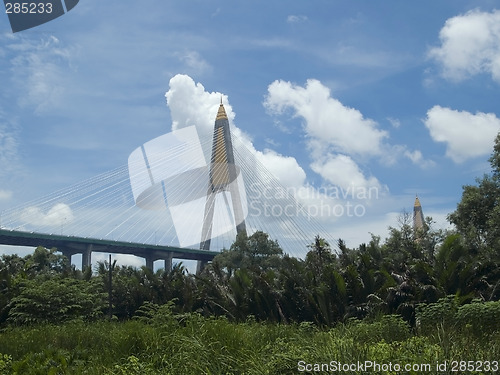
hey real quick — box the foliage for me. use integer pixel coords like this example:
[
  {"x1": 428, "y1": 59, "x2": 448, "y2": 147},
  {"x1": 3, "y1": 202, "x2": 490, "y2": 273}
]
[
  {"x1": 416, "y1": 295, "x2": 461, "y2": 335},
  {"x1": 449, "y1": 132, "x2": 500, "y2": 253},
  {"x1": 416, "y1": 296, "x2": 500, "y2": 337},
  {"x1": 0, "y1": 317, "x2": 497, "y2": 374},
  {"x1": 213, "y1": 230, "x2": 283, "y2": 275},
  {"x1": 107, "y1": 355, "x2": 157, "y2": 375},
  {"x1": 455, "y1": 299, "x2": 500, "y2": 336},
  {"x1": 9, "y1": 349, "x2": 70, "y2": 375},
  {"x1": 0, "y1": 354, "x2": 12, "y2": 374},
  {"x1": 7, "y1": 278, "x2": 105, "y2": 325},
  {"x1": 344, "y1": 314, "x2": 411, "y2": 343}
]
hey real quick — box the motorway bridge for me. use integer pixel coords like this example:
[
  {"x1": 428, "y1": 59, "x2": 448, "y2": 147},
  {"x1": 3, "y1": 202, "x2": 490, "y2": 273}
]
[{"x1": 0, "y1": 228, "x2": 218, "y2": 270}]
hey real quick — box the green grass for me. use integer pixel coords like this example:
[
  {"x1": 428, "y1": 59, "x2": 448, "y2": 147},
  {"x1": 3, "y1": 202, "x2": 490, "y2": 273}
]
[{"x1": 0, "y1": 314, "x2": 498, "y2": 374}]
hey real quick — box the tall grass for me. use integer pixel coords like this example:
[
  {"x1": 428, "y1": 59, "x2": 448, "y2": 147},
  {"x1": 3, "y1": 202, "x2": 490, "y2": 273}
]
[{"x1": 0, "y1": 314, "x2": 498, "y2": 374}]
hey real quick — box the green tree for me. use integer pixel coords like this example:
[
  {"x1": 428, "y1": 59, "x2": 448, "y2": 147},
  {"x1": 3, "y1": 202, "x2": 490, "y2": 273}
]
[
  {"x1": 448, "y1": 132, "x2": 500, "y2": 253},
  {"x1": 305, "y1": 236, "x2": 336, "y2": 278},
  {"x1": 212, "y1": 231, "x2": 283, "y2": 274},
  {"x1": 200, "y1": 231, "x2": 285, "y2": 322}
]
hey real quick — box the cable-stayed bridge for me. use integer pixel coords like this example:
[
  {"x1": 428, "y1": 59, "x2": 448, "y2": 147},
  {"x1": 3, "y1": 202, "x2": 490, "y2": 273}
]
[{"x1": 0, "y1": 102, "x2": 331, "y2": 271}]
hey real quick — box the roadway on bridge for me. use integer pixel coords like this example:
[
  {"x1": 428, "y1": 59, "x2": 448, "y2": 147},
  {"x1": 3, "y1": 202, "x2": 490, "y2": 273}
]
[{"x1": 0, "y1": 228, "x2": 218, "y2": 262}]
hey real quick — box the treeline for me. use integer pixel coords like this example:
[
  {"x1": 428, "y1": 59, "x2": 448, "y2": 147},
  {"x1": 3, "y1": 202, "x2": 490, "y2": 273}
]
[
  {"x1": 0, "y1": 225, "x2": 498, "y2": 329},
  {"x1": 1, "y1": 136, "x2": 500, "y2": 328}
]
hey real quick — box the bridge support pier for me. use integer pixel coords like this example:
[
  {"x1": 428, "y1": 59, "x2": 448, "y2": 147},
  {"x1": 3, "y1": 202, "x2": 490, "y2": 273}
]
[
  {"x1": 163, "y1": 252, "x2": 173, "y2": 272},
  {"x1": 145, "y1": 254, "x2": 154, "y2": 271},
  {"x1": 196, "y1": 260, "x2": 207, "y2": 274},
  {"x1": 61, "y1": 249, "x2": 73, "y2": 264},
  {"x1": 82, "y1": 244, "x2": 92, "y2": 270}
]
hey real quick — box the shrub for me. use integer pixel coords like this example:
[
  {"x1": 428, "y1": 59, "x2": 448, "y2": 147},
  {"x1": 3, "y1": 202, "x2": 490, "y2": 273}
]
[
  {"x1": 415, "y1": 295, "x2": 458, "y2": 334},
  {"x1": 455, "y1": 299, "x2": 500, "y2": 336},
  {"x1": 417, "y1": 296, "x2": 500, "y2": 336},
  {"x1": 7, "y1": 278, "x2": 105, "y2": 325}
]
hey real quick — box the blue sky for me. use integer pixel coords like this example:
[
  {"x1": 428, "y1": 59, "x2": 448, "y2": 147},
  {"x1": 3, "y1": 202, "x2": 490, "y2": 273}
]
[{"x1": 1, "y1": 1, "x2": 500, "y2": 265}]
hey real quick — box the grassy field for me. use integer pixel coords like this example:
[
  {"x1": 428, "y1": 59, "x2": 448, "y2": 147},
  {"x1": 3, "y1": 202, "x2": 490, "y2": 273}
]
[{"x1": 0, "y1": 313, "x2": 499, "y2": 374}]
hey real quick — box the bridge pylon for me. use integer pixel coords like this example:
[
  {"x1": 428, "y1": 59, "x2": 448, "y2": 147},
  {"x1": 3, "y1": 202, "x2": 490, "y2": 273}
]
[{"x1": 198, "y1": 101, "x2": 247, "y2": 272}]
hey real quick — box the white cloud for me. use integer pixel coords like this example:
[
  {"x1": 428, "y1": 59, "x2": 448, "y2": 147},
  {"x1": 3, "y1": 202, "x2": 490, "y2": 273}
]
[
  {"x1": 424, "y1": 105, "x2": 500, "y2": 163},
  {"x1": 165, "y1": 74, "x2": 233, "y2": 140},
  {"x1": 387, "y1": 117, "x2": 401, "y2": 128},
  {"x1": 20, "y1": 203, "x2": 74, "y2": 227},
  {"x1": 0, "y1": 112, "x2": 20, "y2": 178},
  {"x1": 311, "y1": 154, "x2": 381, "y2": 191},
  {"x1": 164, "y1": 75, "x2": 335, "y2": 252},
  {"x1": 8, "y1": 35, "x2": 76, "y2": 113},
  {"x1": 165, "y1": 74, "x2": 308, "y2": 188},
  {"x1": 175, "y1": 50, "x2": 212, "y2": 76},
  {"x1": 429, "y1": 9, "x2": 500, "y2": 82},
  {"x1": 264, "y1": 79, "x2": 388, "y2": 157},
  {"x1": 255, "y1": 149, "x2": 306, "y2": 188},
  {"x1": 287, "y1": 15, "x2": 308, "y2": 24},
  {"x1": 404, "y1": 150, "x2": 422, "y2": 164},
  {"x1": 161, "y1": 75, "x2": 442, "y2": 252},
  {"x1": 263, "y1": 78, "x2": 435, "y2": 187},
  {"x1": 403, "y1": 149, "x2": 436, "y2": 169},
  {"x1": 264, "y1": 78, "x2": 389, "y2": 189},
  {"x1": 374, "y1": 144, "x2": 434, "y2": 169}
]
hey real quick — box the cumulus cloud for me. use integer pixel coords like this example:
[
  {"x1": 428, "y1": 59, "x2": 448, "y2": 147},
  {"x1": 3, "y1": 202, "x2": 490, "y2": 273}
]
[
  {"x1": 311, "y1": 154, "x2": 381, "y2": 191},
  {"x1": 255, "y1": 149, "x2": 306, "y2": 188},
  {"x1": 428, "y1": 9, "x2": 500, "y2": 82},
  {"x1": 424, "y1": 105, "x2": 500, "y2": 163},
  {"x1": 264, "y1": 79, "x2": 388, "y2": 157},
  {"x1": 264, "y1": 79, "x2": 390, "y2": 189},
  {"x1": 263, "y1": 78, "x2": 435, "y2": 188},
  {"x1": 20, "y1": 203, "x2": 74, "y2": 227},
  {"x1": 165, "y1": 74, "x2": 308, "y2": 189},
  {"x1": 163, "y1": 74, "x2": 335, "y2": 248},
  {"x1": 165, "y1": 74, "x2": 234, "y2": 141}
]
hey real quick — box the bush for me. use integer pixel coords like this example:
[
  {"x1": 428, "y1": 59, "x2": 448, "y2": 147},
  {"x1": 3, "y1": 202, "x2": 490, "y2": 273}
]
[
  {"x1": 416, "y1": 295, "x2": 458, "y2": 334},
  {"x1": 7, "y1": 278, "x2": 106, "y2": 325},
  {"x1": 417, "y1": 296, "x2": 500, "y2": 336},
  {"x1": 455, "y1": 299, "x2": 500, "y2": 336}
]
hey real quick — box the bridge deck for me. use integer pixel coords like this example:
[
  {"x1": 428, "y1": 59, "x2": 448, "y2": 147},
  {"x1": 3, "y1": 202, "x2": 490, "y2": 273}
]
[{"x1": 0, "y1": 229, "x2": 218, "y2": 262}]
